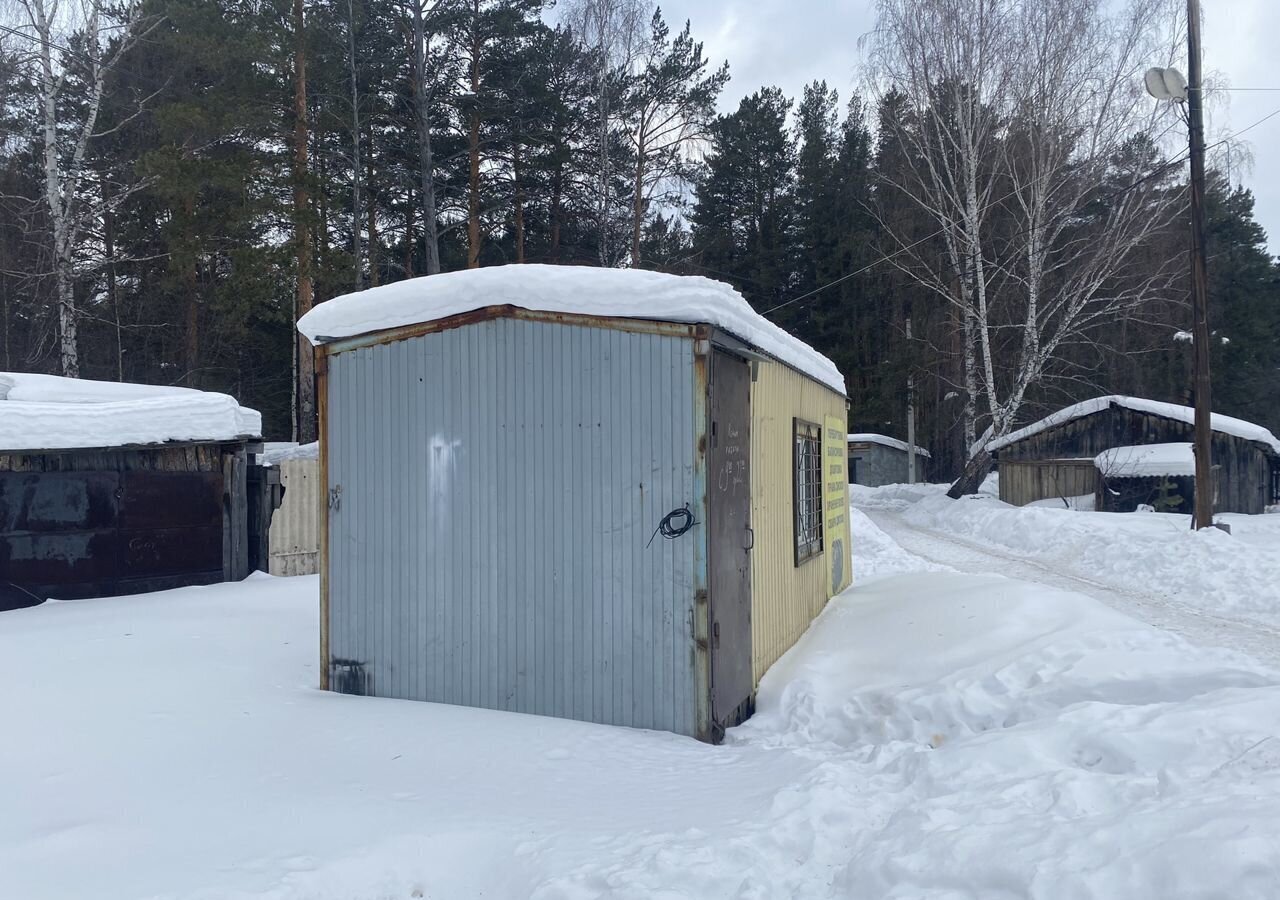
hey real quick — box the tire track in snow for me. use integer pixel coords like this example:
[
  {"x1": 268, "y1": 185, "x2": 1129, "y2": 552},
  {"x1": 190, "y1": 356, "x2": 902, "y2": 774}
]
[{"x1": 862, "y1": 505, "x2": 1280, "y2": 669}]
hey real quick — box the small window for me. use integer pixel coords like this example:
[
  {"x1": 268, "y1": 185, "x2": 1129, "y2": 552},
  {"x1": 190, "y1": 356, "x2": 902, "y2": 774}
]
[{"x1": 794, "y1": 419, "x2": 824, "y2": 565}]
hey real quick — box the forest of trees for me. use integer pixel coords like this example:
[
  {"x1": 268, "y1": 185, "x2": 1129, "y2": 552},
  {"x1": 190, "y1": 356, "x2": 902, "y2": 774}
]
[{"x1": 1, "y1": 0, "x2": 1277, "y2": 477}]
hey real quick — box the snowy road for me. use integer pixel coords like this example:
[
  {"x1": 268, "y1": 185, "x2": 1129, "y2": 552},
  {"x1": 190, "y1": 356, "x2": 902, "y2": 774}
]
[{"x1": 862, "y1": 497, "x2": 1280, "y2": 668}]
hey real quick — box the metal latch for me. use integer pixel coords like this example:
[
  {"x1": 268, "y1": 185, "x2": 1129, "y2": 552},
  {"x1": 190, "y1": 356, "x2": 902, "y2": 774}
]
[{"x1": 328, "y1": 485, "x2": 343, "y2": 510}]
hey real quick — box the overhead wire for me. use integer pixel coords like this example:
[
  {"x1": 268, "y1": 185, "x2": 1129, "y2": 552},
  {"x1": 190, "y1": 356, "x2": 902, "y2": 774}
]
[{"x1": 762, "y1": 102, "x2": 1280, "y2": 319}]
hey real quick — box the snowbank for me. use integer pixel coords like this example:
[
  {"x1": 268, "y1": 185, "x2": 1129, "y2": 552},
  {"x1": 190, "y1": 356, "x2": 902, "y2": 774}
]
[
  {"x1": 896, "y1": 489, "x2": 1280, "y2": 621},
  {"x1": 847, "y1": 432, "x2": 932, "y2": 457},
  {"x1": 296, "y1": 265, "x2": 846, "y2": 396},
  {"x1": 1096, "y1": 442, "x2": 1195, "y2": 477},
  {"x1": 988, "y1": 395, "x2": 1280, "y2": 454},
  {"x1": 850, "y1": 481, "x2": 949, "y2": 511},
  {"x1": 0, "y1": 372, "x2": 261, "y2": 451},
  {"x1": 4, "y1": 518, "x2": 1280, "y2": 897},
  {"x1": 849, "y1": 505, "x2": 950, "y2": 583}
]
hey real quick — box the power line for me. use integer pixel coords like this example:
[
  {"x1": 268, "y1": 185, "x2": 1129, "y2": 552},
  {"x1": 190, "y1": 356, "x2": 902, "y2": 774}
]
[
  {"x1": 762, "y1": 155, "x2": 1185, "y2": 318},
  {"x1": 763, "y1": 103, "x2": 1280, "y2": 319}
]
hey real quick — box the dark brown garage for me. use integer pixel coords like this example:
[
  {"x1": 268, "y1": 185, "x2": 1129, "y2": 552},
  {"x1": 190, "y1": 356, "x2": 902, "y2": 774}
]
[
  {"x1": 0, "y1": 374, "x2": 263, "y2": 610},
  {"x1": 989, "y1": 395, "x2": 1280, "y2": 515}
]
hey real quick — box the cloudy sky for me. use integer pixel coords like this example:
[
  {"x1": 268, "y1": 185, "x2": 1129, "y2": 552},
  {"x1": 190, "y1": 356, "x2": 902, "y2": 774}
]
[{"x1": 658, "y1": 0, "x2": 1280, "y2": 254}]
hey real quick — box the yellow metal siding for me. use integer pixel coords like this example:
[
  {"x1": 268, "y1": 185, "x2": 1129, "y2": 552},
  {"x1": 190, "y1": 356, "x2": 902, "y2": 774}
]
[
  {"x1": 268, "y1": 458, "x2": 320, "y2": 576},
  {"x1": 749, "y1": 360, "x2": 849, "y2": 685}
]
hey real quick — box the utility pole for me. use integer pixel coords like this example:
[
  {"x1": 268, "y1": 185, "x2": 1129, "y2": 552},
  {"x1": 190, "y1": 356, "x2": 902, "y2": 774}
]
[
  {"x1": 906, "y1": 318, "x2": 916, "y2": 484},
  {"x1": 1186, "y1": 0, "x2": 1214, "y2": 529}
]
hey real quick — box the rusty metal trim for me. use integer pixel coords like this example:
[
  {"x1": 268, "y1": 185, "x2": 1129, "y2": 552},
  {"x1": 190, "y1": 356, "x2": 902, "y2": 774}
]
[
  {"x1": 0, "y1": 439, "x2": 253, "y2": 458},
  {"x1": 691, "y1": 336, "x2": 713, "y2": 741},
  {"x1": 318, "y1": 305, "x2": 850, "y2": 402},
  {"x1": 316, "y1": 344, "x2": 331, "y2": 691},
  {"x1": 320, "y1": 305, "x2": 702, "y2": 355}
]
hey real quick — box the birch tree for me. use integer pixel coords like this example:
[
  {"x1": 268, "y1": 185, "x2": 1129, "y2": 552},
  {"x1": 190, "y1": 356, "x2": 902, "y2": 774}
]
[
  {"x1": 868, "y1": 0, "x2": 1017, "y2": 457},
  {"x1": 622, "y1": 12, "x2": 727, "y2": 264},
  {"x1": 868, "y1": 0, "x2": 1182, "y2": 495},
  {"x1": 16, "y1": 0, "x2": 154, "y2": 377},
  {"x1": 561, "y1": 0, "x2": 650, "y2": 265}
]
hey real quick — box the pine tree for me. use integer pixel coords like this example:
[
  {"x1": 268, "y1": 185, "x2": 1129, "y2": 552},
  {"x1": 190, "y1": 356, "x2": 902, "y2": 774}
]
[
  {"x1": 692, "y1": 87, "x2": 797, "y2": 314},
  {"x1": 1204, "y1": 175, "x2": 1280, "y2": 435}
]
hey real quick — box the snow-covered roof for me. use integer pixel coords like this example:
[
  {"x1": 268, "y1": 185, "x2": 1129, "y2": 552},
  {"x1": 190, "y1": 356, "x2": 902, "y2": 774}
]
[
  {"x1": 847, "y1": 433, "x2": 932, "y2": 458},
  {"x1": 259, "y1": 441, "x2": 319, "y2": 466},
  {"x1": 0, "y1": 372, "x2": 262, "y2": 452},
  {"x1": 988, "y1": 396, "x2": 1280, "y2": 456},
  {"x1": 1095, "y1": 443, "x2": 1195, "y2": 478},
  {"x1": 296, "y1": 265, "x2": 846, "y2": 396}
]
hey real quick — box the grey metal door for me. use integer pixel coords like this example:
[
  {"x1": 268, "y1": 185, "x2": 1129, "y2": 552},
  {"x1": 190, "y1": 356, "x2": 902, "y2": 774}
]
[{"x1": 708, "y1": 349, "x2": 753, "y2": 732}]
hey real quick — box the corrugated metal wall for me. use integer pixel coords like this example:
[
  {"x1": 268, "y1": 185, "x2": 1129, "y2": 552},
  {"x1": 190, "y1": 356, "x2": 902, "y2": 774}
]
[
  {"x1": 268, "y1": 459, "x2": 320, "y2": 576},
  {"x1": 849, "y1": 444, "x2": 920, "y2": 487},
  {"x1": 749, "y1": 361, "x2": 849, "y2": 685},
  {"x1": 325, "y1": 317, "x2": 702, "y2": 736}
]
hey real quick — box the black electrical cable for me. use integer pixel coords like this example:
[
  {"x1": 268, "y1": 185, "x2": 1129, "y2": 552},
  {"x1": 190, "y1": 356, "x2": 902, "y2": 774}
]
[{"x1": 647, "y1": 504, "x2": 696, "y2": 547}]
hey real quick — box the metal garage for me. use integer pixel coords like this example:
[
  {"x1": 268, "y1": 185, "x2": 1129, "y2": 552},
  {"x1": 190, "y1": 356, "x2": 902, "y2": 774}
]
[{"x1": 300, "y1": 265, "x2": 852, "y2": 742}]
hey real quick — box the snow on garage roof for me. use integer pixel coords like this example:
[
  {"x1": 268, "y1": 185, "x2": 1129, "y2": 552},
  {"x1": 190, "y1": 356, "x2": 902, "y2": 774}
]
[
  {"x1": 847, "y1": 433, "x2": 932, "y2": 458},
  {"x1": 296, "y1": 265, "x2": 847, "y2": 395},
  {"x1": 988, "y1": 396, "x2": 1280, "y2": 455},
  {"x1": 1095, "y1": 443, "x2": 1195, "y2": 478},
  {"x1": 0, "y1": 373, "x2": 262, "y2": 452},
  {"x1": 258, "y1": 441, "x2": 319, "y2": 466}
]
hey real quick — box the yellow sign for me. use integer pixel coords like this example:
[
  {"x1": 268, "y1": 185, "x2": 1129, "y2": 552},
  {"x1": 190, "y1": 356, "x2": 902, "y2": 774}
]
[{"x1": 823, "y1": 416, "x2": 852, "y2": 595}]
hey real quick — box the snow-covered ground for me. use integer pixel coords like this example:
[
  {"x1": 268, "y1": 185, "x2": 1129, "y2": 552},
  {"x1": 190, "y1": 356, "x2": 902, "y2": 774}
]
[
  {"x1": 859, "y1": 483, "x2": 1280, "y2": 637},
  {"x1": 4, "y1": 497, "x2": 1280, "y2": 898}
]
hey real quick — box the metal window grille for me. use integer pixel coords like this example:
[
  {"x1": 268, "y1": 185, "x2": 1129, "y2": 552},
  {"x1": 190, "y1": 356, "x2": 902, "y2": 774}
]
[{"x1": 794, "y1": 419, "x2": 824, "y2": 564}]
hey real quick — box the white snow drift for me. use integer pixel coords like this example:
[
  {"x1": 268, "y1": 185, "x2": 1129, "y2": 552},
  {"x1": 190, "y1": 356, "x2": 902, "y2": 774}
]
[
  {"x1": 296, "y1": 264, "x2": 846, "y2": 395},
  {"x1": 859, "y1": 482, "x2": 1280, "y2": 623},
  {"x1": 0, "y1": 372, "x2": 261, "y2": 450}
]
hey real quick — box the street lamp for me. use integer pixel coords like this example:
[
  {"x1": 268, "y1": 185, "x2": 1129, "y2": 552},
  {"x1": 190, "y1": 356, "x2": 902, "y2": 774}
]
[{"x1": 1145, "y1": 0, "x2": 1216, "y2": 531}]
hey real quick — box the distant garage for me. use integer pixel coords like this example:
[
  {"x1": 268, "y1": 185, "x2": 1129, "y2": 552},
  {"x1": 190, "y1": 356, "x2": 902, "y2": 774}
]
[
  {"x1": 0, "y1": 373, "x2": 263, "y2": 610},
  {"x1": 989, "y1": 396, "x2": 1280, "y2": 514},
  {"x1": 847, "y1": 433, "x2": 930, "y2": 486},
  {"x1": 299, "y1": 265, "x2": 853, "y2": 742}
]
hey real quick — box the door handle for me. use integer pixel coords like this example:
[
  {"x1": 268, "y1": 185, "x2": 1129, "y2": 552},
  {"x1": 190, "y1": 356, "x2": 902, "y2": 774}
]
[{"x1": 744, "y1": 525, "x2": 754, "y2": 551}]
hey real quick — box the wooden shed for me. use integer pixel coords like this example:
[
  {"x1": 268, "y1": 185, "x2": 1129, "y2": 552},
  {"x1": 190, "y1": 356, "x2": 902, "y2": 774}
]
[
  {"x1": 989, "y1": 396, "x2": 1280, "y2": 514},
  {"x1": 298, "y1": 265, "x2": 853, "y2": 742},
  {"x1": 0, "y1": 373, "x2": 263, "y2": 610}
]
